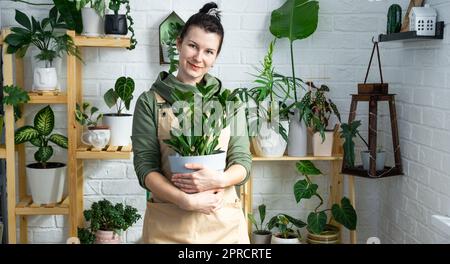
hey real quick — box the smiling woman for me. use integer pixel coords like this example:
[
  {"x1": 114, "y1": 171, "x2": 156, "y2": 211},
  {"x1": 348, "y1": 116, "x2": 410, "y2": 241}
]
[{"x1": 131, "y1": 2, "x2": 252, "y2": 244}]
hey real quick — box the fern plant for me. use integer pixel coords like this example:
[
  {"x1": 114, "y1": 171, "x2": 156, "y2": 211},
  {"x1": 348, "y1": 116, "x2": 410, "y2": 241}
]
[
  {"x1": 163, "y1": 83, "x2": 241, "y2": 156},
  {"x1": 294, "y1": 160, "x2": 357, "y2": 234},
  {"x1": 14, "y1": 105, "x2": 68, "y2": 168},
  {"x1": 103, "y1": 76, "x2": 135, "y2": 116}
]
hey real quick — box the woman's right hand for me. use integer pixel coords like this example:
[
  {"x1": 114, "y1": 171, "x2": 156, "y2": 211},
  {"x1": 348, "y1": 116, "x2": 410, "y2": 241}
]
[{"x1": 179, "y1": 189, "x2": 224, "y2": 214}]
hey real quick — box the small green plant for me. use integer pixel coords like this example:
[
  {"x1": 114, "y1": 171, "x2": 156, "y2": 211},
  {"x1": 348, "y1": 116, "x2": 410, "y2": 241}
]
[
  {"x1": 163, "y1": 83, "x2": 241, "y2": 156},
  {"x1": 5, "y1": 8, "x2": 81, "y2": 67},
  {"x1": 248, "y1": 204, "x2": 271, "y2": 234},
  {"x1": 108, "y1": 0, "x2": 137, "y2": 50},
  {"x1": 267, "y1": 214, "x2": 305, "y2": 239},
  {"x1": 103, "y1": 76, "x2": 135, "y2": 116},
  {"x1": 76, "y1": 0, "x2": 107, "y2": 17},
  {"x1": 165, "y1": 21, "x2": 183, "y2": 74},
  {"x1": 0, "y1": 85, "x2": 30, "y2": 137},
  {"x1": 340, "y1": 120, "x2": 368, "y2": 168},
  {"x1": 75, "y1": 102, "x2": 103, "y2": 127},
  {"x1": 296, "y1": 82, "x2": 341, "y2": 142},
  {"x1": 77, "y1": 199, "x2": 141, "y2": 244},
  {"x1": 294, "y1": 161, "x2": 357, "y2": 234},
  {"x1": 14, "y1": 105, "x2": 68, "y2": 168}
]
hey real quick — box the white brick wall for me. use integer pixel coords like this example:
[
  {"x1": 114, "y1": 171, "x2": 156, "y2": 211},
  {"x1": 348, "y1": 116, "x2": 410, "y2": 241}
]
[{"x1": 3, "y1": 0, "x2": 448, "y2": 244}]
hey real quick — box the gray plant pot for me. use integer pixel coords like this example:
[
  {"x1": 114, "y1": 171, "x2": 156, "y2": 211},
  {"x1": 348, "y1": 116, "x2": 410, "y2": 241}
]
[
  {"x1": 288, "y1": 109, "x2": 308, "y2": 157},
  {"x1": 251, "y1": 231, "x2": 272, "y2": 244},
  {"x1": 168, "y1": 151, "x2": 226, "y2": 174},
  {"x1": 361, "y1": 150, "x2": 386, "y2": 171}
]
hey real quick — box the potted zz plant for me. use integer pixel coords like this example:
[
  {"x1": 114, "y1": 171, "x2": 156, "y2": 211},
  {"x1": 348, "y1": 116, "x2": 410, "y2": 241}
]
[
  {"x1": 76, "y1": 0, "x2": 107, "y2": 37},
  {"x1": 105, "y1": 0, "x2": 137, "y2": 50},
  {"x1": 164, "y1": 83, "x2": 241, "y2": 174},
  {"x1": 340, "y1": 120, "x2": 385, "y2": 171},
  {"x1": 248, "y1": 204, "x2": 272, "y2": 244},
  {"x1": 14, "y1": 105, "x2": 68, "y2": 204},
  {"x1": 103, "y1": 76, "x2": 135, "y2": 146},
  {"x1": 77, "y1": 199, "x2": 141, "y2": 244},
  {"x1": 75, "y1": 101, "x2": 110, "y2": 149},
  {"x1": 294, "y1": 160, "x2": 357, "y2": 244},
  {"x1": 296, "y1": 82, "x2": 341, "y2": 156},
  {"x1": 5, "y1": 8, "x2": 81, "y2": 92}
]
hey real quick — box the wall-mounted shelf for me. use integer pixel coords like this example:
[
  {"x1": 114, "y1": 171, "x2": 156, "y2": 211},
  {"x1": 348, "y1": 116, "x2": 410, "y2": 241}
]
[{"x1": 378, "y1": 21, "x2": 444, "y2": 42}]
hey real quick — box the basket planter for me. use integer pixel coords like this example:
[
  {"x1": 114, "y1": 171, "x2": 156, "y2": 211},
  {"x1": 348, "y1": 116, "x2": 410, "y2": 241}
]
[
  {"x1": 307, "y1": 225, "x2": 340, "y2": 244},
  {"x1": 26, "y1": 162, "x2": 66, "y2": 204}
]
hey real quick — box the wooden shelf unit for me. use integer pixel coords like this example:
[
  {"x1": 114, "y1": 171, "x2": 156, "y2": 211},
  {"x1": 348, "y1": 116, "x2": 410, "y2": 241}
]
[{"x1": 2, "y1": 28, "x2": 131, "y2": 243}]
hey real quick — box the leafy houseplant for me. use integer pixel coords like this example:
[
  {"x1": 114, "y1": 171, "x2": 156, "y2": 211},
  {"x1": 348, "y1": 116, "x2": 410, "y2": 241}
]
[
  {"x1": 294, "y1": 161, "x2": 357, "y2": 238},
  {"x1": 163, "y1": 83, "x2": 241, "y2": 174},
  {"x1": 165, "y1": 21, "x2": 183, "y2": 74},
  {"x1": 75, "y1": 102, "x2": 110, "y2": 149},
  {"x1": 5, "y1": 8, "x2": 81, "y2": 91},
  {"x1": 105, "y1": 0, "x2": 137, "y2": 50},
  {"x1": 75, "y1": 102, "x2": 104, "y2": 128},
  {"x1": 14, "y1": 105, "x2": 68, "y2": 204},
  {"x1": 267, "y1": 214, "x2": 305, "y2": 244},
  {"x1": 1, "y1": 85, "x2": 30, "y2": 135},
  {"x1": 78, "y1": 199, "x2": 141, "y2": 244},
  {"x1": 248, "y1": 204, "x2": 272, "y2": 244},
  {"x1": 102, "y1": 76, "x2": 135, "y2": 146}
]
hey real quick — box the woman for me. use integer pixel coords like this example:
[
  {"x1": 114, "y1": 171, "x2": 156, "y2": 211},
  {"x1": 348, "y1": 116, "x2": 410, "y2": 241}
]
[{"x1": 132, "y1": 2, "x2": 252, "y2": 243}]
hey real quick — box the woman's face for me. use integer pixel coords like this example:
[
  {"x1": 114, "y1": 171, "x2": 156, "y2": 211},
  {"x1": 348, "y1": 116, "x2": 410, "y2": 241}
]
[{"x1": 176, "y1": 26, "x2": 221, "y2": 85}]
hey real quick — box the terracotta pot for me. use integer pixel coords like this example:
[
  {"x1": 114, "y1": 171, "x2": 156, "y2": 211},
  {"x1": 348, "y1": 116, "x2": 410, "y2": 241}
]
[{"x1": 95, "y1": 230, "x2": 121, "y2": 244}]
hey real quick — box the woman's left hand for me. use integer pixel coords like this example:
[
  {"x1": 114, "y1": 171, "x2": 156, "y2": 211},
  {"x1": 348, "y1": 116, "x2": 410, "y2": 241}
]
[{"x1": 171, "y1": 163, "x2": 226, "y2": 193}]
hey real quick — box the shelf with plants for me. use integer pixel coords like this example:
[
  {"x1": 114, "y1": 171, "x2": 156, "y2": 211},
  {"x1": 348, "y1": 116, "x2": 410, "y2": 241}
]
[{"x1": 378, "y1": 21, "x2": 444, "y2": 42}]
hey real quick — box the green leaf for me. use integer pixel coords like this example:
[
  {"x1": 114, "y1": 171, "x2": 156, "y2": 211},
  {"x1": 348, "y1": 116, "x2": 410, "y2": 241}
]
[
  {"x1": 294, "y1": 179, "x2": 318, "y2": 203},
  {"x1": 296, "y1": 160, "x2": 322, "y2": 176},
  {"x1": 53, "y1": 0, "x2": 83, "y2": 34},
  {"x1": 258, "y1": 204, "x2": 266, "y2": 225},
  {"x1": 34, "y1": 105, "x2": 54, "y2": 136},
  {"x1": 49, "y1": 134, "x2": 68, "y2": 149},
  {"x1": 14, "y1": 126, "x2": 39, "y2": 144},
  {"x1": 247, "y1": 213, "x2": 258, "y2": 231},
  {"x1": 270, "y1": 0, "x2": 318, "y2": 42},
  {"x1": 35, "y1": 146, "x2": 53, "y2": 163},
  {"x1": 30, "y1": 137, "x2": 43, "y2": 147},
  {"x1": 332, "y1": 197, "x2": 357, "y2": 231},
  {"x1": 283, "y1": 214, "x2": 306, "y2": 229},
  {"x1": 115, "y1": 76, "x2": 135, "y2": 110},
  {"x1": 307, "y1": 211, "x2": 327, "y2": 234},
  {"x1": 104, "y1": 88, "x2": 118, "y2": 109},
  {"x1": 15, "y1": 9, "x2": 31, "y2": 30}
]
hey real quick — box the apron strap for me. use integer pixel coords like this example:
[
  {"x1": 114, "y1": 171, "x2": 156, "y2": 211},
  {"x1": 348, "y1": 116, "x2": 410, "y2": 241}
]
[{"x1": 153, "y1": 91, "x2": 167, "y2": 104}]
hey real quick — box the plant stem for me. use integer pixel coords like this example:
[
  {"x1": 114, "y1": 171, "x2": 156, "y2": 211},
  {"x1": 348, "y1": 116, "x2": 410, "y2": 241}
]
[
  {"x1": 12, "y1": 0, "x2": 52, "y2": 6},
  {"x1": 290, "y1": 41, "x2": 297, "y2": 102},
  {"x1": 314, "y1": 193, "x2": 324, "y2": 213}
]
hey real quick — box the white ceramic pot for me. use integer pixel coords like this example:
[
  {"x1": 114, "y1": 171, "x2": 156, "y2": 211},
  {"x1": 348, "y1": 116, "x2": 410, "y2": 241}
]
[
  {"x1": 312, "y1": 131, "x2": 334, "y2": 156},
  {"x1": 251, "y1": 231, "x2": 272, "y2": 244},
  {"x1": 26, "y1": 162, "x2": 66, "y2": 204},
  {"x1": 81, "y1": 7, "x2": 104, "y2": 37},
  {"x1": 361, "y1": 150, "x2": 386, "y2": 171},
  {"x1": 252, "y1": 121, "x2": 288, "y2": 157},
  {"x1": 287, "y1": 109, "x2": 308, "y2": 157},
  {"x1": 270, "y1": 233, "x2": 302, "y2": 244},
  {"x1": 168, "y1": 151, "x2": 226, "y2": 174},
  {"x1": 102, "y1": 114, "x2": 133, "y2": 146},
  {"x1": 81, "y1": 127, "x2": 111, "y2": 149},
  {"x1": 33, "y1": 67, "x2": 58, "y2": 91}
]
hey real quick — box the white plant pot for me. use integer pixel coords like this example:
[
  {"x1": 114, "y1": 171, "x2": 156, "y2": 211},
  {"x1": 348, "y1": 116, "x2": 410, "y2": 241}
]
[
  {"x1": 168, "y1": 151, "x2": 226, "y2": 174},
  {"x1": 81, "y1": 127, "x2": 111, "y2": 149},
  {"x1": 361, "y1": 150, "x2": 386, "y2": 171},
  {"x1": 287, "y1": 109, "x2": 308, "y2": 157},
  {"x1": 33, "y1": 67, "x2": 58, "y2": 91},
  {"x1": 312, "y1": 131, "x2": 334, "y2": 156},
  {"x1": 102, "y1": 114, "x2": 133, "y2": 146},
  {"x1": 81, "y1": 7, "x2": 104, "y2": 37},
  {"x1": 26, "y1": 162, "x2": 66, "y2": 204},
  {"x1": 270, "y1": 233, "x2": 302, "y2": 244},
  {"x1": 252, "y1": 121, "x2": 288, "y2": 157},
  {"x1": 251, "y1": 231, "x2": 272, "y2": 244}
]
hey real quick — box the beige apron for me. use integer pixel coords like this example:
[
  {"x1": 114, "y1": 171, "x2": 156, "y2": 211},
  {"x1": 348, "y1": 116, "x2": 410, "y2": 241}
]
[{"x1": 141, "y1": 91, "x2": 249, "y2": 244}]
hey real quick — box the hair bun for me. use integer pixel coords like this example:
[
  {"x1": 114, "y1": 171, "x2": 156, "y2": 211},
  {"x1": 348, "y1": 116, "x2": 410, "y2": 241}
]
[{"x1": 199, "y1": 2, "x2": 218, "y2": 13}]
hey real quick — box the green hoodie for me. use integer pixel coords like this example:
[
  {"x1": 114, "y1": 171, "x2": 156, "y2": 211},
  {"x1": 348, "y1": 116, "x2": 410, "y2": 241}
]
[{"x1": 131, "y1": 72, "x2": 252, "y2": 193}]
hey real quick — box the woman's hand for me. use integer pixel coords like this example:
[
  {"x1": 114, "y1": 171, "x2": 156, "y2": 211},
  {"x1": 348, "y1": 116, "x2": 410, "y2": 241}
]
[
  {"x1": 171, "y1": 163, "x2": 227, "y2": 193},
  {"x1": 178, "y1": 188, "x2": 224, "y2": 214}
]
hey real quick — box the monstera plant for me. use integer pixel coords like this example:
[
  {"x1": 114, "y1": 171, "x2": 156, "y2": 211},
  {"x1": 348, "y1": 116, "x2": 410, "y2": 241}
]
[
  {"x1": 294, "y1": 161, "x2": 357, "y2": 239},
  {"x1": 102, "y1": 76, "x2": 135, "y2": 146},
  {"x1": 269, "y1": 0, "x2": 319, "y2": 157},
  {"x1": 14, "y1": 105, "x2": 68, "y2": 204}
]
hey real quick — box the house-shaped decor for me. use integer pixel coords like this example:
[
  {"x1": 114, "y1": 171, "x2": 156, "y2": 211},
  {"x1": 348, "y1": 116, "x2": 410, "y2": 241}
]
[
  {"x1": 409, "y1": 4, "x2": 437, "y2": 36},
  {"x1": 159, "y1": 11, "x2": 185, "y2": 65}
]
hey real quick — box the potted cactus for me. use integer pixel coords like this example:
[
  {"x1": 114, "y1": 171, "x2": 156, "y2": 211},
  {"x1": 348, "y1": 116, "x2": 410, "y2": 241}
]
[
  {"x1": 103, "y1": 76, "x2": 135, "y2": 146},
  {"x1": 14, "y1": 105, "x2": 68, "y2": 204}
]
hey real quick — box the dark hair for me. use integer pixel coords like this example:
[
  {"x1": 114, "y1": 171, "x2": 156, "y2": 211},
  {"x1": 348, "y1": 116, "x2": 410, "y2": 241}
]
[{"x1": 179, "y1": 2, "x2": 224, "y2": 54}]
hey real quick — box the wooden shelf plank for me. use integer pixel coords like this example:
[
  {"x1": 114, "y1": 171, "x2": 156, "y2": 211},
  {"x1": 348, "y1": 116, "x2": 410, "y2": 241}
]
[
  {"x1": 28, "y1": 92, "x2": 67, "y2": 104},
  {"x1": 252, "y1": 155, "x2": 343, "y2": 161},
  {"x1": 379, "y1": 21, "x2": 444, "y2": 42},
  {"x1": 76, "y1": 144, "x2": 132, "y2": 160},
  {"x1": 0, "y1": 145, "x2": 6, "y2": 159},
  {"x1": 15, "y1": 196, "x2": 70, "y2": 215},
  {"x1": 73, "y1": 34, "x2": 130, "y2": 48}
]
